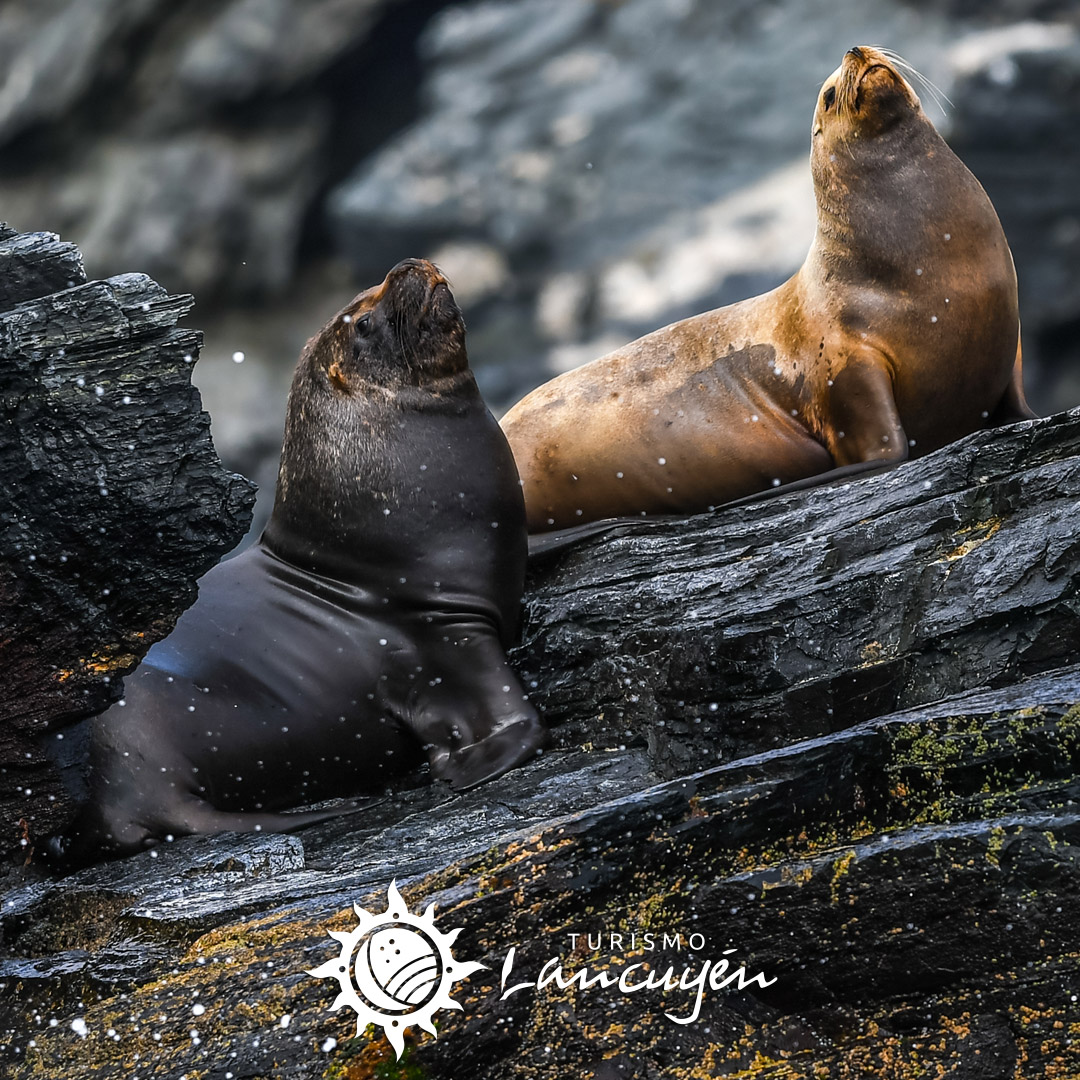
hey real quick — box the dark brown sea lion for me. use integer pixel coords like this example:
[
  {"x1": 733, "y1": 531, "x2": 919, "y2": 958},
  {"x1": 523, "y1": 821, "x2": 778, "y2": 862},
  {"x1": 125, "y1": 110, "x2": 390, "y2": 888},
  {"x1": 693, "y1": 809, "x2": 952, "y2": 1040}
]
[
  {"x1": 45, "y1": 258, "x2": 544, "y2": 865},
  {"x1": 502, "y1": 44, "x2": 1035, "y2": 533}
]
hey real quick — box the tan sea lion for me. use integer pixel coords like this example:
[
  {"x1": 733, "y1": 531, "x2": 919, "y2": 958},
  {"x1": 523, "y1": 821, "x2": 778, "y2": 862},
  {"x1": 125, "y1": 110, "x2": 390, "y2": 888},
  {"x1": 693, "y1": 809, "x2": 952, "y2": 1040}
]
[{"x1": 502, "y1": 45, "x2": 1035, "y2": 533}]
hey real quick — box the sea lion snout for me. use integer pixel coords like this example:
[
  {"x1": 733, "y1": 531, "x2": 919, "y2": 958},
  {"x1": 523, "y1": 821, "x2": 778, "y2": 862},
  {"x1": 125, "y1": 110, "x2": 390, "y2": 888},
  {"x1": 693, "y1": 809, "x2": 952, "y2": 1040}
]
[
  {"x1": 386, "y1": 257, "x2": 448, "y2": 294},
  {"x1": 382, "y1": 257, "x2": 457, "y2": 321}
]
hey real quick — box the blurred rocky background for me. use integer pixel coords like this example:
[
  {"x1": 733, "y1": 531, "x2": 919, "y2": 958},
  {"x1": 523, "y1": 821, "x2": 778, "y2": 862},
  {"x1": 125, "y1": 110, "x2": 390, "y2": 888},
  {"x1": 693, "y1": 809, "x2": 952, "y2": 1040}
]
[{"x1": 1, "y1": 0, "x2": 1077, "y2": 540}]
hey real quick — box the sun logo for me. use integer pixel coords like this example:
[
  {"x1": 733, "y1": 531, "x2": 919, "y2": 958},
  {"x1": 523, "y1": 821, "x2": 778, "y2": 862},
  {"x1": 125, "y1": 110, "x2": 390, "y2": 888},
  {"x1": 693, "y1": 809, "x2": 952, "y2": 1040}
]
[{"x1": 306, "y1": 881, "x2": 485, "y2": 1059}]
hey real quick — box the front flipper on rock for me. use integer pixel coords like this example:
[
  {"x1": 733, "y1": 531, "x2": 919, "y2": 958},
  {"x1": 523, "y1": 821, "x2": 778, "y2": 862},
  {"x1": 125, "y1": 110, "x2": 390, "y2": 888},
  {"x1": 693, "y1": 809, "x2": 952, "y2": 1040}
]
[
  {"x1": 429, "y1": 716, "x2": 546, "y2": 791},
  {"x1": 409, "y1": 631, "x2": 547, "y2": 792}
]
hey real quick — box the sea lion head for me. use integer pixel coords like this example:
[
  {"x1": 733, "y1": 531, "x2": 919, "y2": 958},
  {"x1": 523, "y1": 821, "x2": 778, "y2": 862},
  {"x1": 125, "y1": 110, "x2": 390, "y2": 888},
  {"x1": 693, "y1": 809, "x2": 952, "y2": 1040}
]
[
  {"x1": 311, "y1": 257, "x2": 467, "y2": 392},
  {"x1": 812, "y1": 45, "x2": 924, "y2": 165},
  {"x1": 269, "y1": 258, "x2": 473, "y2": 565}
]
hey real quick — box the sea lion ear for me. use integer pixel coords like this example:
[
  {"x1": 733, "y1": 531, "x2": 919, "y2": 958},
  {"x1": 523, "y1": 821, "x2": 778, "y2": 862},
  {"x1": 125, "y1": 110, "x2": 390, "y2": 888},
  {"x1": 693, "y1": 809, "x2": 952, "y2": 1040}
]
[{"x1": 321, "y1": 315, "x2": 365, "y2": 392}]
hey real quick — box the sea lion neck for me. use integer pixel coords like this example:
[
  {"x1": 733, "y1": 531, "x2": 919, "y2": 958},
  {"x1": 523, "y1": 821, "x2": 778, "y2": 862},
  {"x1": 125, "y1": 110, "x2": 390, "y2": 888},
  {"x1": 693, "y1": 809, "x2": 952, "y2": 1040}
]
[
  {"x1": 262, "y1": 359, "x2": 489, "y2": 585},
  {"x1": 806, "y1": 113, "x2": 983, "y2": 288}
]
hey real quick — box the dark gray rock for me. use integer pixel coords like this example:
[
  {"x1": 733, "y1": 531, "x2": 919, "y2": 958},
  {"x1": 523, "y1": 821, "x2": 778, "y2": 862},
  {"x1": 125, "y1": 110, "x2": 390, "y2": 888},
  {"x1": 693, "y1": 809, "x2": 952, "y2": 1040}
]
[
  {"x1": 151, "y1": 0, "x2": 399, "y2": 113},
  {"x1": 901, "y1": 0, "x2": 1078, "y2": 21},
  {"x1": 0, "y1": 226, "x2": 255, "y2": 855},
  {"x1": 515, "y1": 409, "x2": 1080, "y2": 778},
  {"x1": 65, "y1": 110, "x2": 329, "y2": 299},
  {"x1": 944, "y1": 22, "x2": 1080, "y2": 408},
  {"x1": 0, "y1": 228, "x2": 85, "y2": 310},
  {"x1": 2, "y1": 409, "x2": 1079, "y2": 1077},
  {"x1": 0, "y1": 0, "x2": 166, "y2": 145},
  {"x1": 0, "y1": 0, "x2": 411, "y2": 299}
]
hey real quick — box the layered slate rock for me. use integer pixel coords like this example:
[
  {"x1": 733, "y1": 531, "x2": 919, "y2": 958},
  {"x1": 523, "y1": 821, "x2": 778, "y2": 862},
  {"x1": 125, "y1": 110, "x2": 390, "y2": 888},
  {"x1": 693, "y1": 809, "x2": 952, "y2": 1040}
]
[
  {"x1": 945, "y1": 21, "x2": 1080, "y2": 400},
  {"x1": 0, "y1": 226, "x2": 255, "y2": 857},
  {"x1": 1, "y1": 409, "x2": 1078, "y2": 1079},
  {"x1": 514, "y1": 408, "x2": 1080, "y2": 777},
  {"x1": 0, "y1": 0, "x2": 415, "y2": 300}
]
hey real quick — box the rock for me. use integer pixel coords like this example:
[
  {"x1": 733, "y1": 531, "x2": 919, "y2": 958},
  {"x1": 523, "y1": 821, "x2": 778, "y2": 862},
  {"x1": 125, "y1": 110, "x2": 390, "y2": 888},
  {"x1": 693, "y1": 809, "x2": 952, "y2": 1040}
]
[
  {"x1": 0, "y1": 0, "x2": 411, "y2": 299},
  {"x1": 514, "y1": 409, "x2": 1080, "y2": 777},
  {"x1": 69, "y1": 111, "x2": 328, "y2": 299},
  {"x1": 944, "y1": 21, "x2": 1080, "y2": 407},
  {"x1": 0, "y1": 0, "x2": 166, "y2": 145},
  {"x1": 2, "y1": 410, "x2": 1079, "y2": 1077},
  {"x1": 155, "y1": 0, "x2": 398, "y2": 113},
  {"x1": 901, "y1": 0, "x2": 1078, "y2": 21},
  {"x1": 0, "y1": 226, "x2": 255, "y2": 856},
  {"x1": 328, "y1": 0, "x2": 957, "y2": 408}
]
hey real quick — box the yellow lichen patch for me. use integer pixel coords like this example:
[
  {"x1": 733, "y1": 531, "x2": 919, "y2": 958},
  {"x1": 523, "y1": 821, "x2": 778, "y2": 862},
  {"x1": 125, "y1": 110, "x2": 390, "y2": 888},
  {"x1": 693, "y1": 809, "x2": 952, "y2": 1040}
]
[
  {"x1": 986, "y1": 826, "x2": 1007, "y2": 867},
  {"x1": 829, "y1": 849, "x2": 857, "y2": 904},
  {"x1": 182, "y1": 908, "x2": 307, "y2": 962},
  {"x1": 785, "y1": 865, "x2": 814, "y2": 889},
  {"x1": 321, "y1": 1030, "x2": 430, "y2": 1080},
  {"x1": 936, "y1": 516, "x2": 1003, "y2": 564},
  {"x1": 861, "y1": 640, "x2": 885, "y2": 663},
  {"x1": 55, "y1": 649, "x2": 139, "y2": 683}
]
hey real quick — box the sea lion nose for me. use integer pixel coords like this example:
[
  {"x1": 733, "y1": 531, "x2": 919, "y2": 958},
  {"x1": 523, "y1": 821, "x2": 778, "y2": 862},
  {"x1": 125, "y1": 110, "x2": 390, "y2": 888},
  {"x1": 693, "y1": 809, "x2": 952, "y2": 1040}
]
[
  {"x1": 390, "y1": 257, "x2": 435, "y2": 278},
  {"x1": 847, "y1": 45, "x2": 865, "y2": 61}
]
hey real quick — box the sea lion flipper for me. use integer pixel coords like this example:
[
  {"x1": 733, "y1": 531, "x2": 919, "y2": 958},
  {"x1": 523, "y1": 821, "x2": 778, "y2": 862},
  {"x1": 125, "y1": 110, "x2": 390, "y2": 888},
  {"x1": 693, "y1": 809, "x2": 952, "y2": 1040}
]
[
  {"x1": 527, "y1": 515, "x2": 682, "y2": 561},
  {"x1": 825, "y1": 351, "x2": 909, "y2": 467},
  {"x1": 412, "y1": 637, "x2": 546, "y2": 791},
  {"x1": 430, "y1": 717, "x2": 547, "y2": 792},
  {"x1": 989, "y1": 335, "x2": 1038, "y2": 424}
]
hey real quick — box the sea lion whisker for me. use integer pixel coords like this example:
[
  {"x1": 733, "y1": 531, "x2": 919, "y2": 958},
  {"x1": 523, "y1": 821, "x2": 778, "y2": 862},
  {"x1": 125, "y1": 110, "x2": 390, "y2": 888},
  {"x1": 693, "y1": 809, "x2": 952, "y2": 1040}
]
[
  {"x1": 869, "y1": 46, "x2": 952, "y2": 115},
  {"x1": 893, "y1": 61, "x2": 951, "y2": 114}
]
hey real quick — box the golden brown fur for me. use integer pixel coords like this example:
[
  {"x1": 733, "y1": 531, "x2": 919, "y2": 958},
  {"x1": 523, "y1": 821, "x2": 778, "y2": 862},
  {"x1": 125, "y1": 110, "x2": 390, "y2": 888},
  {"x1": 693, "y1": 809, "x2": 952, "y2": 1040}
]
[{"x1": 502, "y1": 45, "x2": 1034, "y2": 532}]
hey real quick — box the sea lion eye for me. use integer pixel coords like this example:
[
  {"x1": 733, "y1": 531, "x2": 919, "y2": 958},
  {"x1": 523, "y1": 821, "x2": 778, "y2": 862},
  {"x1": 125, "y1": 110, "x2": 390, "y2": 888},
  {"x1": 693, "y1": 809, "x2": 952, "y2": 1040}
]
[
  {"x1": 356, "y1": 314, "x2": 372, "y2": 333},
  {"x1": 823, "y1": 86, "x2": 836, "y2": 110}
]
